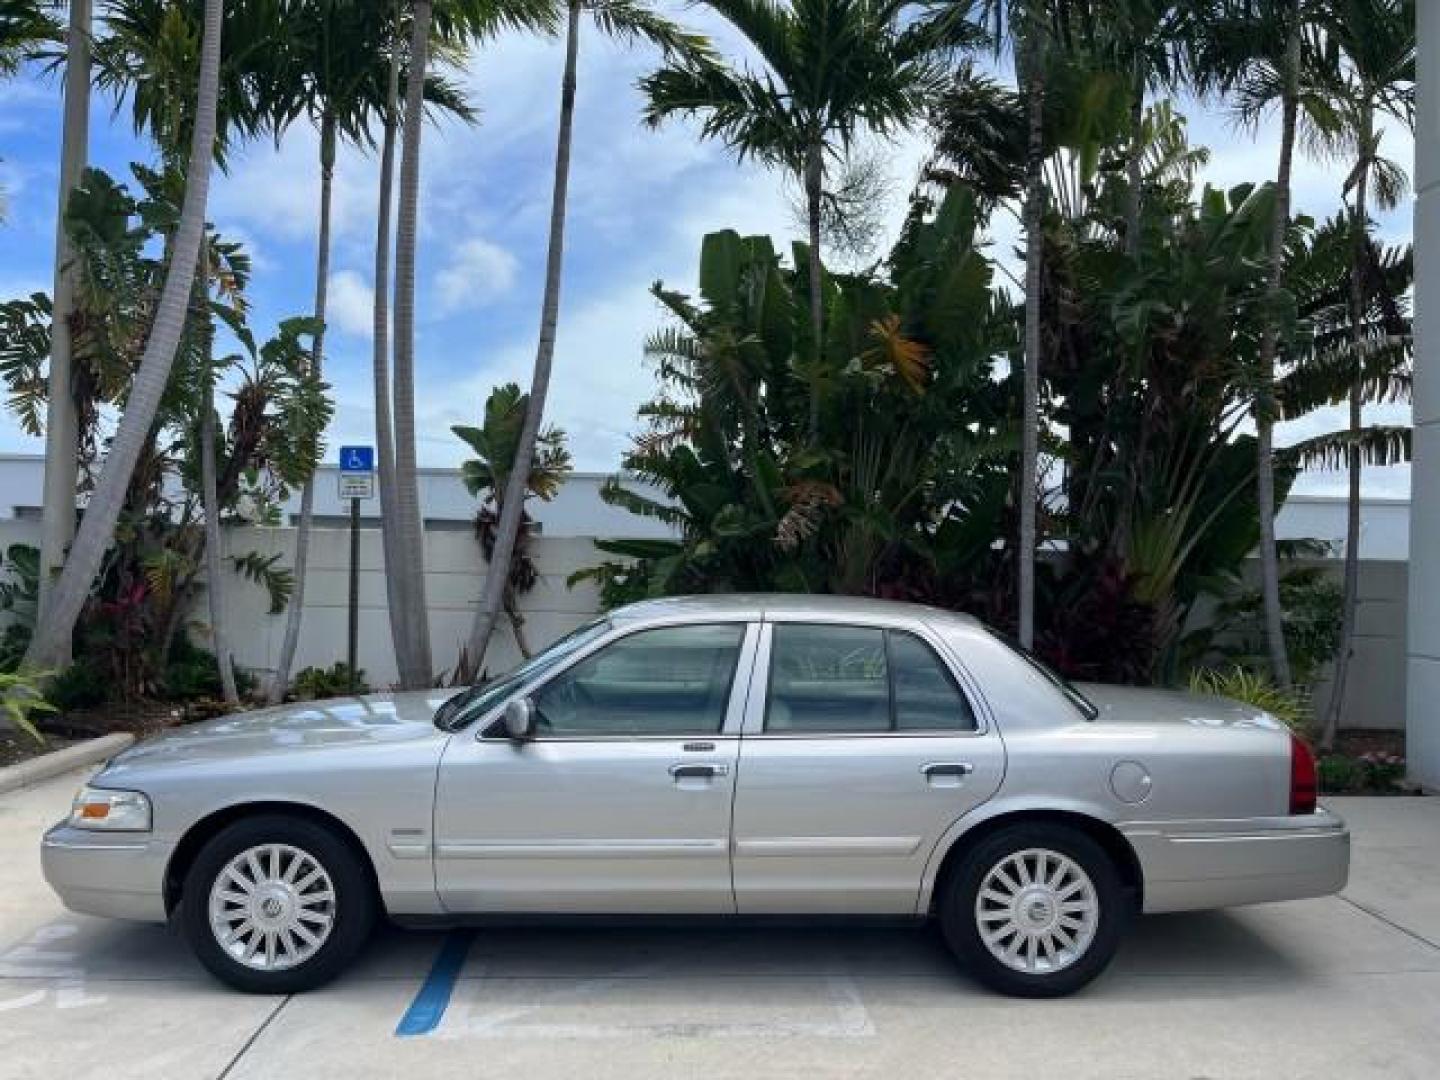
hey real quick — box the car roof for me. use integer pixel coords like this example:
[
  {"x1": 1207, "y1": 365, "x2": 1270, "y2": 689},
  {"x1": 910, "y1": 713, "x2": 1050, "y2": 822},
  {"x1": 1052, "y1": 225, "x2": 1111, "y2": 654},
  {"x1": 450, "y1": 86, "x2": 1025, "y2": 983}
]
[{"x1": 608, "y1": 593, "x2": 983, "y2": 629}]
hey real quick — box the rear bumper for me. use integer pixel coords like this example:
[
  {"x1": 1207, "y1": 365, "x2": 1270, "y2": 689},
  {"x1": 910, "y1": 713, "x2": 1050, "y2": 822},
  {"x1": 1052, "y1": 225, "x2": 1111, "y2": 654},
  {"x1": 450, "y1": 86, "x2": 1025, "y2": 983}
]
[
  {"x1": 41, "y1": 824, "x2": 172, "y2": 923},
  {"x1": 1122, "y1": 807, "x2": 1350, "y2": 914}
]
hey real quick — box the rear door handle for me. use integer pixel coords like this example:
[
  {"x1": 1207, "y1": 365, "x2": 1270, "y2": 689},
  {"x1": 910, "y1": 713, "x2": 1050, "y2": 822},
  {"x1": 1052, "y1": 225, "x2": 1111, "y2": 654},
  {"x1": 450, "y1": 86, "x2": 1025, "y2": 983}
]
[
  {"x1": 669, "y1": 763, "x2": 729, "y2": 779},
  {"x1": 921, "y1": 762, "x2": 974, "y2": 778}
]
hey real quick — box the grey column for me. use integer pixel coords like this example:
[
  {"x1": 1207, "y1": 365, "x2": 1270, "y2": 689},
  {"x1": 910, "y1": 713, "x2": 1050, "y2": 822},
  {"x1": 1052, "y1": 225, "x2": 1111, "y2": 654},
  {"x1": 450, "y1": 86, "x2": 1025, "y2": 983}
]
[{"x1": 1409, "y1": 0, "x2": 1440, "y2": 788}]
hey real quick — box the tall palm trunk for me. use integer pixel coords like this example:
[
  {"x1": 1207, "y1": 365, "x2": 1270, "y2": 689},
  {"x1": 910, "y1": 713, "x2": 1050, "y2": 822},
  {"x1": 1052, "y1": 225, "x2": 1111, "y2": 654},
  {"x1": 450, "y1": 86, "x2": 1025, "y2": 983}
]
[
  {"x1": 465, "y1": 0, "x2": 581, "y2": 674},
  {"x1": 269, "y1": 111, "x2": 336, "y2": 703},
  {"x1": 201, "y1": 371, "x2": 239, "y2": 703},
  {"x1": 193, "y1": 243, "x2": 237, "y2": 704},
  {"x1": 1124, "y1": 57, "x2": 1144, "y2": 257},
  {"x1": 804, "y1": 139, "x2": 824, "y2": 439},
  {"x1": 1018, "y1": 27, "x2": 1045, "y2": 650},
  {"x1": 391, "y1": 0, "x2": 435, "y2": 687},
  {"x1": 373, "y1": 25, "x2": 412, "y2": 682},
  {"x1": 1255, "y1": 13, "x2": 1299, "y2": 691},
  {"x1": 37, "y1": 0, "x2": 92, "y2": 656},
  {"x1": 1321, "y1": 103, "x2": 1373, "y2": 749},
  {"x1": 24, "y1": 0, "x2": 223, "y2": 672}
]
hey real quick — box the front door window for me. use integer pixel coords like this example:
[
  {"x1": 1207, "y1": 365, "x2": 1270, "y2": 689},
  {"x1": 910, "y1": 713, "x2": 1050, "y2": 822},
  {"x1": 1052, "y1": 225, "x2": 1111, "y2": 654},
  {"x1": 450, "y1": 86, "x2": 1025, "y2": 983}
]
[{"x1": 530, "y1": 624, "x2": 745, "y2": 736}]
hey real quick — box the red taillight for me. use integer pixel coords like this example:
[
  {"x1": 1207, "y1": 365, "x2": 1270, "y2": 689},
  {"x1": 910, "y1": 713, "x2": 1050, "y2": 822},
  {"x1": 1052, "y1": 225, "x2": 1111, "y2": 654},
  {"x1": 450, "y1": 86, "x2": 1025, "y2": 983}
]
[{"x1": 1290, "y1": 732, "x2": 1318, "y2": 815}]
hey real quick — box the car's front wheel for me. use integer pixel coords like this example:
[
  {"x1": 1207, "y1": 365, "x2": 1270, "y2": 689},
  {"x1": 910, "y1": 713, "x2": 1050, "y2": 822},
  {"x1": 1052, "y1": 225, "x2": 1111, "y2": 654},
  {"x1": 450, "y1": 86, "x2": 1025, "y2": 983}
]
[
  {"x1": 180, "y1": 814, "x2": 376, "y2": 993},
  {"x1": 939, "y1": 823, "x2": 1126, "y2": 997}
]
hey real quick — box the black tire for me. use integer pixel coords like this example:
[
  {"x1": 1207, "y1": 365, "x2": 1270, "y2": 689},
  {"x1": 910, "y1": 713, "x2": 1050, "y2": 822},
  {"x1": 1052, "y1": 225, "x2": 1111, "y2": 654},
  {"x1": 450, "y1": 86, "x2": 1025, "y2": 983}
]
[
  {"x1": 180, "y1": 814, "x2": 376, "y2": 993},
  {"x1": 939, "y1": 823, "x2": 1127, "y2": 998}
]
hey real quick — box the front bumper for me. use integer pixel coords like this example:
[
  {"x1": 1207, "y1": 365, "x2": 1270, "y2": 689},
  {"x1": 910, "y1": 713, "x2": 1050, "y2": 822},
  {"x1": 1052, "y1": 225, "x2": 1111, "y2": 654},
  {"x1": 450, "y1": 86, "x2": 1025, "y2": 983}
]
[
  {"x1": 41, "y1": 824, "x2": 173, "y2": 923},
  {"x1": 1122, "y1": 807, "x2": 1350, "y2": 914}
]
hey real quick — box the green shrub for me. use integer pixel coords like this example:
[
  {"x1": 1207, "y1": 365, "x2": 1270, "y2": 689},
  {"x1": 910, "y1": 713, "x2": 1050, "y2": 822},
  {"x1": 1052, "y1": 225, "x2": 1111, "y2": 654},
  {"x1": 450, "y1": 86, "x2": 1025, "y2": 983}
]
[
  {"x1": 1187, "y1": 666, "x2": 1309, "y2": 733},
  {"x1": 46, "y1": 659, "x2": 110, "y2": 712},
  {"x1": 1318, "y1": 754, "x2": 1362, "y2": 794},
  {"x1": 1358, "y1": 751, "x2": 1405, "y2": 790},
  {"x1": 160, "y1": 637, "x2": 254, "y2": 701},
  {"x1": 290, "y1": 662, "x2": 368, "y2": 701}
]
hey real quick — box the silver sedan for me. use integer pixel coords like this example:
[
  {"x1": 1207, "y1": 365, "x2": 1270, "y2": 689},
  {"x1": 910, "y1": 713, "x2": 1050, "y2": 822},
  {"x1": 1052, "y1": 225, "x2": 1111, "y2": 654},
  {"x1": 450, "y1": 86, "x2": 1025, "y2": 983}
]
[{"x1": 42, "y1": 595, "x2": 1349, "y2": 997}]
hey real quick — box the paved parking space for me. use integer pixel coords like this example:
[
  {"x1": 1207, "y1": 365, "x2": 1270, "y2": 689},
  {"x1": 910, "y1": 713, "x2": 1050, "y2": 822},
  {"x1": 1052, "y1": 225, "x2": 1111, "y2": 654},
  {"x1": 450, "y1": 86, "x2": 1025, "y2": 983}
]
[{"x1": 3, "y1": 771, "x2": 1438, "y2": 1079}]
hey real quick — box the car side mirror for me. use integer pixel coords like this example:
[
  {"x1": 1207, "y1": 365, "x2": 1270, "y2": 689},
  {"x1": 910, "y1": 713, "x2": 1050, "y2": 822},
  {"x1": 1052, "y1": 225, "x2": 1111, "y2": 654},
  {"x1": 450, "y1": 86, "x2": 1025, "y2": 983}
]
[{"x1": 503, "y1": 697, "x2": 536, "y2": 741}]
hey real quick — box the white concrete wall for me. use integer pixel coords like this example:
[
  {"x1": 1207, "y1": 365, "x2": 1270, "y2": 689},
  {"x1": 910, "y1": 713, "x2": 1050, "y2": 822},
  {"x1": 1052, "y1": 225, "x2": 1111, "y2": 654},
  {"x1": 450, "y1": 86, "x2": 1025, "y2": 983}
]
[
  {"x1": 1409, "y1": 0, "x2": 1440, "y2": 787},
  {"x1": 0, "y1": 454, "x2": 673, "y2": 540},
  {"x1": 0, "y1": 516, "x2": 1414, "y2": 728},
  {"x1": 191, "y1": 526, "x2": 608, "y2": 686},
  {"x1": 0, "y1": 517, "x2": 606, "y2": 686}
]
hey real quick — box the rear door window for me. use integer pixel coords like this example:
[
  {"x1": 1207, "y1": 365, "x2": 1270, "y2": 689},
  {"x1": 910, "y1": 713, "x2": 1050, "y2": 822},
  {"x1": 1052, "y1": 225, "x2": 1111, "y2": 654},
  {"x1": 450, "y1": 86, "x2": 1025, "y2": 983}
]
[{"x1": 765, "y1": 624, "x2": 977, "y2": 733}]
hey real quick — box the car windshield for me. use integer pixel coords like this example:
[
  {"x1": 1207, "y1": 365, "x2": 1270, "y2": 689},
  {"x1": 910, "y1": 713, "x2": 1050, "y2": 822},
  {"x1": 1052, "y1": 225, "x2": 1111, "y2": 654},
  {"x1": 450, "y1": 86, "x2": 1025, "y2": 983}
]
[
  {"x1": 985, "y1": 629, "x2": 1098, "y2": 721},
  {"x1": 433, "y1": 617, "x2": 613, "y2": 731}
]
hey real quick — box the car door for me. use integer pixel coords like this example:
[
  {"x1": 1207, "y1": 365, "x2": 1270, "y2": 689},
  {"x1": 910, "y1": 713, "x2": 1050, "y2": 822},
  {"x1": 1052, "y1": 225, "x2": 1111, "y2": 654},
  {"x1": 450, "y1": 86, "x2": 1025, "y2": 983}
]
[
  {"x1": 433, "y1": 620, "x2": 757, "y2": 914},
  {"x1": 732, "y1": 618, "x2": 1005, "y2": 914}
]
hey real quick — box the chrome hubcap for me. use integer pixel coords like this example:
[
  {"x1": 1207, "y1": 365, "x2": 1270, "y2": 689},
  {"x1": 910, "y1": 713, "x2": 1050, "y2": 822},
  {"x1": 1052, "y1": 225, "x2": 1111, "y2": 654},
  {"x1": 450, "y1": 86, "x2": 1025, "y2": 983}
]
[
  {"x1": 208, "y1": 843, "x2": 336, "y2": 972},
  {"x1": 975, "y1": 848, "x2": 1099, "y2": 975}
]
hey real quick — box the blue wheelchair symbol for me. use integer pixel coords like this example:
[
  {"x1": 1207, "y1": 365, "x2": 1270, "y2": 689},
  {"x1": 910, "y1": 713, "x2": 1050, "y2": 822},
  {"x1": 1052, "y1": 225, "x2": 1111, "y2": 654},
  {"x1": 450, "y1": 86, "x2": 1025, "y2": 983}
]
[{"x1": 340, "y1": 446, "x2": 375, "y2": 473}]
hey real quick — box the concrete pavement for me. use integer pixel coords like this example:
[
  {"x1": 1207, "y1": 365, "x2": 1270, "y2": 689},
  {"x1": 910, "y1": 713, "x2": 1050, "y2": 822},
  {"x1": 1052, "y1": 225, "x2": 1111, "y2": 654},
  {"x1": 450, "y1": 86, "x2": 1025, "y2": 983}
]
[{"x1": 3, "y1": 770, "x2": 1438, "y2": 1079}]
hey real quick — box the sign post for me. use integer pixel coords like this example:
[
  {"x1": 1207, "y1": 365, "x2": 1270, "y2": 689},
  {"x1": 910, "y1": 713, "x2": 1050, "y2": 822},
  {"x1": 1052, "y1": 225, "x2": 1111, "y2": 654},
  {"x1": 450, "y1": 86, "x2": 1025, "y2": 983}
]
[{"x1": 337, "y1": 446, "x2": 376, "y2": 693}]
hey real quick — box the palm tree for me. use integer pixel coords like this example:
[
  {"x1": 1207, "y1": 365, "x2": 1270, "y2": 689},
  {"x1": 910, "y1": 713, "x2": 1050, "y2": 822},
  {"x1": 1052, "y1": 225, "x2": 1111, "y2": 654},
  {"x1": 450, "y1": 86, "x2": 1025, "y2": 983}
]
[
  {"x1": 89, "y1": 0, "x2": 281, "y2": 694},
  {"x1": 1197, "y1": 0, "x2": 1340, "y2": 688},
  {"x1": 1104, "y1": 1, "x2": 1201, "y2": 255},
  {"x1": 378, "y1": 0, "x2": 553, "y2": 691},
  {"x1": 0, "y1": 0, "x2": 57, "y2": 75},
  {"x1": 642, "y1": 0, "x2": 941, "y2": 439},
  {"x1": 1313, "y1": 0, "x2": 1414, "y2": 744},
  {"x1": 389, "y1": 0, "x2": 437, "y2": 687},
  {"x1": 452, "y1": 383, "x2": 572, "y2": 659},
  {"x1": 38, "y1": 0, "x2": 92, "y2": 657},
  {"x1": 196, "y1": 250, "x2": 239, "y2": 704},
  {"x1": 461, "y1": 0, "x2": 708, "y2": 678},
  {"x1": 262, "y1": 2, "x2": 490, "y2": 700},
  {"x1": 371, "y1": 2, "x2": 411, "y2": 684},
  {"x1": 25, "y1": 0, "x2": 225, "y2": 670},
  {"x1": 956, "y1": 0, "x2": 1064, "y2": 648}
]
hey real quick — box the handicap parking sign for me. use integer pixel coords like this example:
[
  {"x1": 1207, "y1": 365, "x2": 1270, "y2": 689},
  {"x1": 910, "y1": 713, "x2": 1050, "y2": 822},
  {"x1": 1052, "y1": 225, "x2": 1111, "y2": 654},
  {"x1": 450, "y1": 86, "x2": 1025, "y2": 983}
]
[{"x1": 340, "y1": 446, "x2": 375, "y2": 473}]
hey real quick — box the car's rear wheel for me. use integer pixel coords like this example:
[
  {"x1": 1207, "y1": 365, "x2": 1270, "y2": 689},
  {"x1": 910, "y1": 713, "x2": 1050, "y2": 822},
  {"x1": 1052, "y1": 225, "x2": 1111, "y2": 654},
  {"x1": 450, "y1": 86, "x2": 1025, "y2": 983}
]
[
  {"x1": 939, "y1": 823, "x2": 1126, "y2": 997},
  {"x1": 180, "y1": 814, "x2": 376, "y2": 993}
]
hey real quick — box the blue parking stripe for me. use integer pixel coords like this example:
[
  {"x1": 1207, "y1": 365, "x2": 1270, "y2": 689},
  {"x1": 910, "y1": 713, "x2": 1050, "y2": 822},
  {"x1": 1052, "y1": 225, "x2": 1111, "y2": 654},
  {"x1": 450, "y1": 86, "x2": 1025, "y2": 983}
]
[{"x1": 395, "y1": 929, "x2": 475, "y2": 1038}]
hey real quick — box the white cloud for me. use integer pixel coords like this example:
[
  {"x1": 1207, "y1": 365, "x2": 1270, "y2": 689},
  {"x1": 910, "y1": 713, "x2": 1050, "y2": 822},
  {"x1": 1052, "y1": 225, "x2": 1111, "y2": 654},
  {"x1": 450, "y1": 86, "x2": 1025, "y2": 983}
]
[
  {"x1": 327, "y1": 270, "x2": 375, "y2": 337},
  {"x1": 434, "y1": 236, "x2": 519, "y2": 314},
  {"x1": 209, "y1": 128, "x2": 377, "y2": 247}
]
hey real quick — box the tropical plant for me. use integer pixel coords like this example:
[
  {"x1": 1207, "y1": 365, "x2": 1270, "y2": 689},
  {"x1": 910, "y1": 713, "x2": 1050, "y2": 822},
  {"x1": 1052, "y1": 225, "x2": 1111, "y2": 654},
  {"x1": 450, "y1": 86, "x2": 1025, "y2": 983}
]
[
  {"x1": 453, "y1": 383, "x2": 572, "y2": 658},
  {"x1": 24, "y1": 0, "x2": 225, "y2": 673},
  {"x1": 0, "y1": 668, "x2": 56, "y2": 742},
  {"x1": 462, "y1": 0, "x2": 709, "y2": 680},
  {"x1": 641, "y1": 0, "x2": 945, "y2": 439},
  {"x1": 3, "y1": 165, "x2": 331, "y2": 697},
  {"x1": 575, "y1": 184, "x2": 1015, "y2": 610},
  {"x1": 290, "y1": 661, "x2": 369, "y2": 700},
  {"x1": 1188, "y1": 665, "x2": 1309, "y2": 733}
]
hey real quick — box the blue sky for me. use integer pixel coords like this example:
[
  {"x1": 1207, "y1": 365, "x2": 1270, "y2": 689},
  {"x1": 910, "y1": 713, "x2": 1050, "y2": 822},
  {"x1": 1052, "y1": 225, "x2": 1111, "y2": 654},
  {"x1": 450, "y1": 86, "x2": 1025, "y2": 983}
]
[{"x1": 0, "y1": 10, "x2": 1415, "y2": 498}]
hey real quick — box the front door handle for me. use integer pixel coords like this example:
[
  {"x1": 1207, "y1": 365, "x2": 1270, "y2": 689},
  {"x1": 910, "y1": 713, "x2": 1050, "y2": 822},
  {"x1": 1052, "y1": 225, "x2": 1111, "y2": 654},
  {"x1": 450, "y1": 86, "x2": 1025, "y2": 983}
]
[
  {"x1": 921, "y1": 762, "x2": 974, "y2": 778},
  {"x1": 669, "y1": 762, "x2": 729, "y2": 779}
]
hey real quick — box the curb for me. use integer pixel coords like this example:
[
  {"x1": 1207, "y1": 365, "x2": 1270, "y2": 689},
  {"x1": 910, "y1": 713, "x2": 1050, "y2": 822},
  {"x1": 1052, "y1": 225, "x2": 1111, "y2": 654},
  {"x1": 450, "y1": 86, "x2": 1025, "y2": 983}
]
[{"x1": 0, "y1": 733, "x2": 135, "y2": 796}]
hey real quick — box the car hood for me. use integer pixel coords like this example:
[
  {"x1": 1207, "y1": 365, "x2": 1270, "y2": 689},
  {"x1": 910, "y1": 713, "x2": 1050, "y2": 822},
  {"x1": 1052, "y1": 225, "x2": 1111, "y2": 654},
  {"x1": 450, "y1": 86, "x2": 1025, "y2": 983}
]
[
  {"x1": 1075, "y1": 682, "x2": 1287, "y2": 731},
  {"x1": 101, "y1": 689, "x2": 460, "y2": 775}
]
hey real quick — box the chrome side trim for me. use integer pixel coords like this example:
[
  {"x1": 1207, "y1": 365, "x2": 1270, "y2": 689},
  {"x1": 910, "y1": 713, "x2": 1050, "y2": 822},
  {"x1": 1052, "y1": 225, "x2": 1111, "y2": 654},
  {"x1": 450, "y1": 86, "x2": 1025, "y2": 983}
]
[
  {"x1": 435, "y1": 839, "x2": 729, "y2": 859},
  {"x1": 41, "y1": 836, "x2": 150, "y2": 852},
  {"x1": 733, "y1": 836, "x2": 923, "y2": 858}
]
